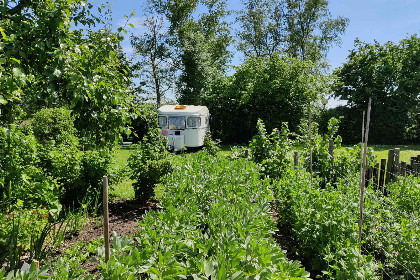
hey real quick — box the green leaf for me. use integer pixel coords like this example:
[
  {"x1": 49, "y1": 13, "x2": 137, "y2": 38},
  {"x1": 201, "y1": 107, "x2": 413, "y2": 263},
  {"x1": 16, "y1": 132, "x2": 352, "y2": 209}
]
[
  {"x1": 129, "y1": 23, "x2": 134, "y2": 28},
  {"x1": 0, "y1": 95, "x2": 7, "y2": 105},
  {"x1": 11, "y1": 57, "x2": 21, "y2": 64},
  {"x1": 12, "y1": 67, "x2": 23, "y2": 77},
  {"x1": 0, "y1": 28, "x2": 6, "y2": 39}
]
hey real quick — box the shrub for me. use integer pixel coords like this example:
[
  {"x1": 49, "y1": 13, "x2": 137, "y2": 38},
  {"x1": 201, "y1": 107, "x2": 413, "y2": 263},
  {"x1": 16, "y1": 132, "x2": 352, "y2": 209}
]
[
  {"x1": 31, "y1": 107, "x2": 77, "y2": 145},
  {"x1": 0, "y1": 125, "x2": 61, "y2": 211},
  {"x1": 203, "y1": 133, "x2": 220, "y2": 156},
  {"x1": 31, "y1": 108, "x2": 85, "y2": 206},
  {"x1": 249, "y1": 119, "x2": 292, "y2": 178},
  {"x1": 128, "y1": 128, "x2": 172, "y2": 201},
  {"x1": 274, "y1": 168, "x2": 378, "y2": 279},
  {"x1": 298, "y1": 117, "x2": 375, "y2": 187}
]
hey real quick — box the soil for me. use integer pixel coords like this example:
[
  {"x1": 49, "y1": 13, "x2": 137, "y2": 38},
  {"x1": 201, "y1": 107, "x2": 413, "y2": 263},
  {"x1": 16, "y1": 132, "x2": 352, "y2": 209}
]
[{"x1": 50, "y1": 198, "x2": 160, "y2": 273}]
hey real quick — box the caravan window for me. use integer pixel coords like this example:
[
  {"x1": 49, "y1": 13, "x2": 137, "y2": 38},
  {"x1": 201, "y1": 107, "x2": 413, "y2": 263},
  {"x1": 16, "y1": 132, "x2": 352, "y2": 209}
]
[
  {"x1": 187, "y1": 117, "x2": 201, "y2": 128},
  {"x1": 168, "y1": 116, "x2": 186, "y2": 130},
  {"x1": 158, "y1": 116, "x2": 167, "y2": 128}
]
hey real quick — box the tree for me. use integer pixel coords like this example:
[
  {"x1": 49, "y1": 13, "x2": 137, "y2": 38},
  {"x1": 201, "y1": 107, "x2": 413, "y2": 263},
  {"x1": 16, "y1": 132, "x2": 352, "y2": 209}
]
[
  {"x1": 204, "y1": 53, "x2": 323, "y2": 143},
  {"x1": 237, "y1": 0, "x2": 287, "y2": 57},
  {"x1": 131, "y1": 15, "x2": 175, "y2": 108},
  {"x1": 150, "y1": 0, "x2": 232, "y2": 105},
  {"x1": 333, "y1": 35, "x2": 420, "y2": 143},
  {"x1": 0, "y1": 1, "x2": 133, "y2": 147},
  {"x1": 236, "y1": 0, "x2": 348, "y2": 67},
  {"x1": 285, "y1": 0, "x2": 348, "y2": 65}
]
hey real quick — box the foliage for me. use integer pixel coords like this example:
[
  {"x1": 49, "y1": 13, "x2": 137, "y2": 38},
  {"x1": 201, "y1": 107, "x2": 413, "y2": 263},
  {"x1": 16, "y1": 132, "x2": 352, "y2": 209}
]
[
  {"x1": 131, "y1": 15, "x2": 175, "y2": 107},
  {"x1": 0, "y1": 125, "x2": 61, "y2": 211},
  {"x1": 0, "y1": 192, "x2": 99, "y2": 276},
  {"x1": 333, "y1": 35, "x2": 420, "y2": 144},
  {"x1": 202, "y1": 133, "x2": 220, "y2": 156},
  {"x1": 0, "y1": 202, "x2": 49, "y2": 271},
  {"x1": 0, "y1": 0, "x2": 133, "y2": 147},
  {"x1": 99, "y1": 152, "x2": 310, "y2": 279},
  {"x1": 150, "y1": 0, "x2": 232, "y2": 105},
  {"x1": 128, "y1": 101, "x2": 158, "y2": 143},
  {"x1": 76, "y1": 149, "x2": 113, "y2": 205},
  {"x1": 237, "y1": 0, "x2": 286, "y2": 58},
  {"x1": 128, "y1": 128, "x2": 172, "y2": 201},
  {"x1": 299, "y1": 117, "x2": 376, "y2": 187},
  {"x1": 284, "y1": 0, "x2": 348, "y2": 65},
  {"x1": 360, "y1": 176, "x2": 420, "y2": 279},
  {"x1": 274, "y1": 168, "x2": 378, "y2": 279},
  {"x1": 31, "y1": 108, "x2": 77, "y2": 145},
  {"x1": 205, "y1": 54, "x2": 320, "y2": 143},
  {"x1": 237, "y1": 0, "x2": 348, "y2": 66},
  {"x1": 249, "y1": 119, "x2": 292, "y2": 178}
]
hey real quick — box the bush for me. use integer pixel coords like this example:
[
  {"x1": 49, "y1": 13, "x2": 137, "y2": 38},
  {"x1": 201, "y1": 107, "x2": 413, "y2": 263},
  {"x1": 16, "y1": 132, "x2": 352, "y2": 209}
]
[
  {"x1": 77, "y1": 149, "x2": 113, "y2": 204},
  {"x1": 274, "y1": 168, "x2": 378, "y2": 279},
  {"x1": 31, "y1": 107, "x2": 77, "y2": 145},
  {"x1": 128, "y1": 101, "x2": 158, "y2": 143},
  {"x1": 0, "y1": 125, "x2": 61, "y2": 211},
  {"x1": 30, "y1": 108, "x2": 85, "y2": 206},
  {"x1": 249, "y1": 119, "x2": 291, "y2": 178},
  {"x1": 203, "y1": 133, "x2": 220, "y2": 156},
  {"x1": 128, "y1": 128, "x2": 172, "y2": 201}
]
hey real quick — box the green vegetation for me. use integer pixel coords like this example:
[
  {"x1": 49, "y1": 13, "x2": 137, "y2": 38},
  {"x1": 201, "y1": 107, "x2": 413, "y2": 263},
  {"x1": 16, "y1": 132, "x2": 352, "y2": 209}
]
[{"x1": 1, "y1": 0, "x2": 420, "y2": 278}]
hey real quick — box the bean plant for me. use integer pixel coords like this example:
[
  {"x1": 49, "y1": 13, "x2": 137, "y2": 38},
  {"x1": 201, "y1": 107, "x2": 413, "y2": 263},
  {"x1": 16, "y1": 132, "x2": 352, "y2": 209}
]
[{"x1": 102, "y1": 152, "x2": 310, "y2": 279}]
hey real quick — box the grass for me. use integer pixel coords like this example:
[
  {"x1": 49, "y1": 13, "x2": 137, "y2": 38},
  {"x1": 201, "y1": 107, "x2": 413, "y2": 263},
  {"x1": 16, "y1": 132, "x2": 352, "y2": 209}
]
[
  {"x1": 110, "y1": 145, "x2": 166, "y2": 201},
  {"x1": 371, "y1": 145, "x2": 420, "y2": 163},
  {"x1": 110, "y1": 146, "x2": 135, "y2": 200}
]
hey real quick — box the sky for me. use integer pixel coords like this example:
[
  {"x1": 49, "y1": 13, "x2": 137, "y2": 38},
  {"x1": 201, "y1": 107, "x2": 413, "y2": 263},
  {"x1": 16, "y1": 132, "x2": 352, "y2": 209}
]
[
  {"x1": 108, "y1": 0, "x2": 420, "y2": 104},
  {"x1": 109, "y1": 0, "x2": 420, "y2": 69}
]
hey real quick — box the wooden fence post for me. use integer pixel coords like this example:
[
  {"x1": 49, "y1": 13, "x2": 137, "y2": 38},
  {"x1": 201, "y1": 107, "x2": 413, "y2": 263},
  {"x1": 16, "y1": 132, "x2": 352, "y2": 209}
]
[
  {"x1": 379, "y1": 159, "x2": 386, "y2": 190},
  {"x1": 414, "y1": 163, "x2": 420, "y2": 177},
  {"x1": 373, "y1": 163, "x2": 379, "y2": 188},
  {"x1": 103, "y1": 176, "x2": 110, "y2": 262},
  {"x1": 293, "y1": 151, "x2": 298, "y2": 168},
  {"x1": 393, "y1": 148, "x2": 400, "y2": 178},
  {"x1": 365, "y1": 167, "x2": 373, "y2": 186},
  {"x1": 401, "y1": 161, "x2": 407, "y2": 176},
  {"x1": 385, "y1": 149, "x2": 394, "y2": 184},
  {"x1": 417, "y1": 155, "x2": 420, "y2": 176},
  {"x1": 328, "y1": 139, "x2": 334, "y2": 160}
]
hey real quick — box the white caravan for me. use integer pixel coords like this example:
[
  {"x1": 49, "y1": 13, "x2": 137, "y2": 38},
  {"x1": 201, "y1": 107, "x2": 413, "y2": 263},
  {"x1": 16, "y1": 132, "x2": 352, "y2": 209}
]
[{"x1": 157, "y1": 105, "x2": 210, "y2": 152}]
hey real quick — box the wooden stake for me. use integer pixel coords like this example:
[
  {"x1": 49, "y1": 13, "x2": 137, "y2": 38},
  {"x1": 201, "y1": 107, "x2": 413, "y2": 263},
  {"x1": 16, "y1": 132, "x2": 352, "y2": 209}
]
[
  {"x1": 393, "y1": 148, "x2": 400, "y2": 178},
  {"x1": 293, "y1": 151, "x2": 299, "y2": 168},
  {"x1": 401, "y1": 161, "x2": 407, "y2": 176},
  {"x1": 309, "y1": 111, "x2": 313, "y2": 185},
  {"x1": 373, "y1": 163, "x2": 379, "y2": 189},
  {"x1": 379, "y1": 159, "x2": 386, "y2": 190},
  {"x1": 359, "y1": 99, "x2": 371, "y2": 247},
  {"x1": 385, "y1": 149, "x2": 394, "y2": 185},
  {"x1": 103, "y1": 176, "x2": 110, "y2": 262},
  {"x1": 328, "y1": 139, "x2": 334, "y2": 163},
  {"x1": 359, "y1": 111, "x2": 365, "y2": 189}
]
